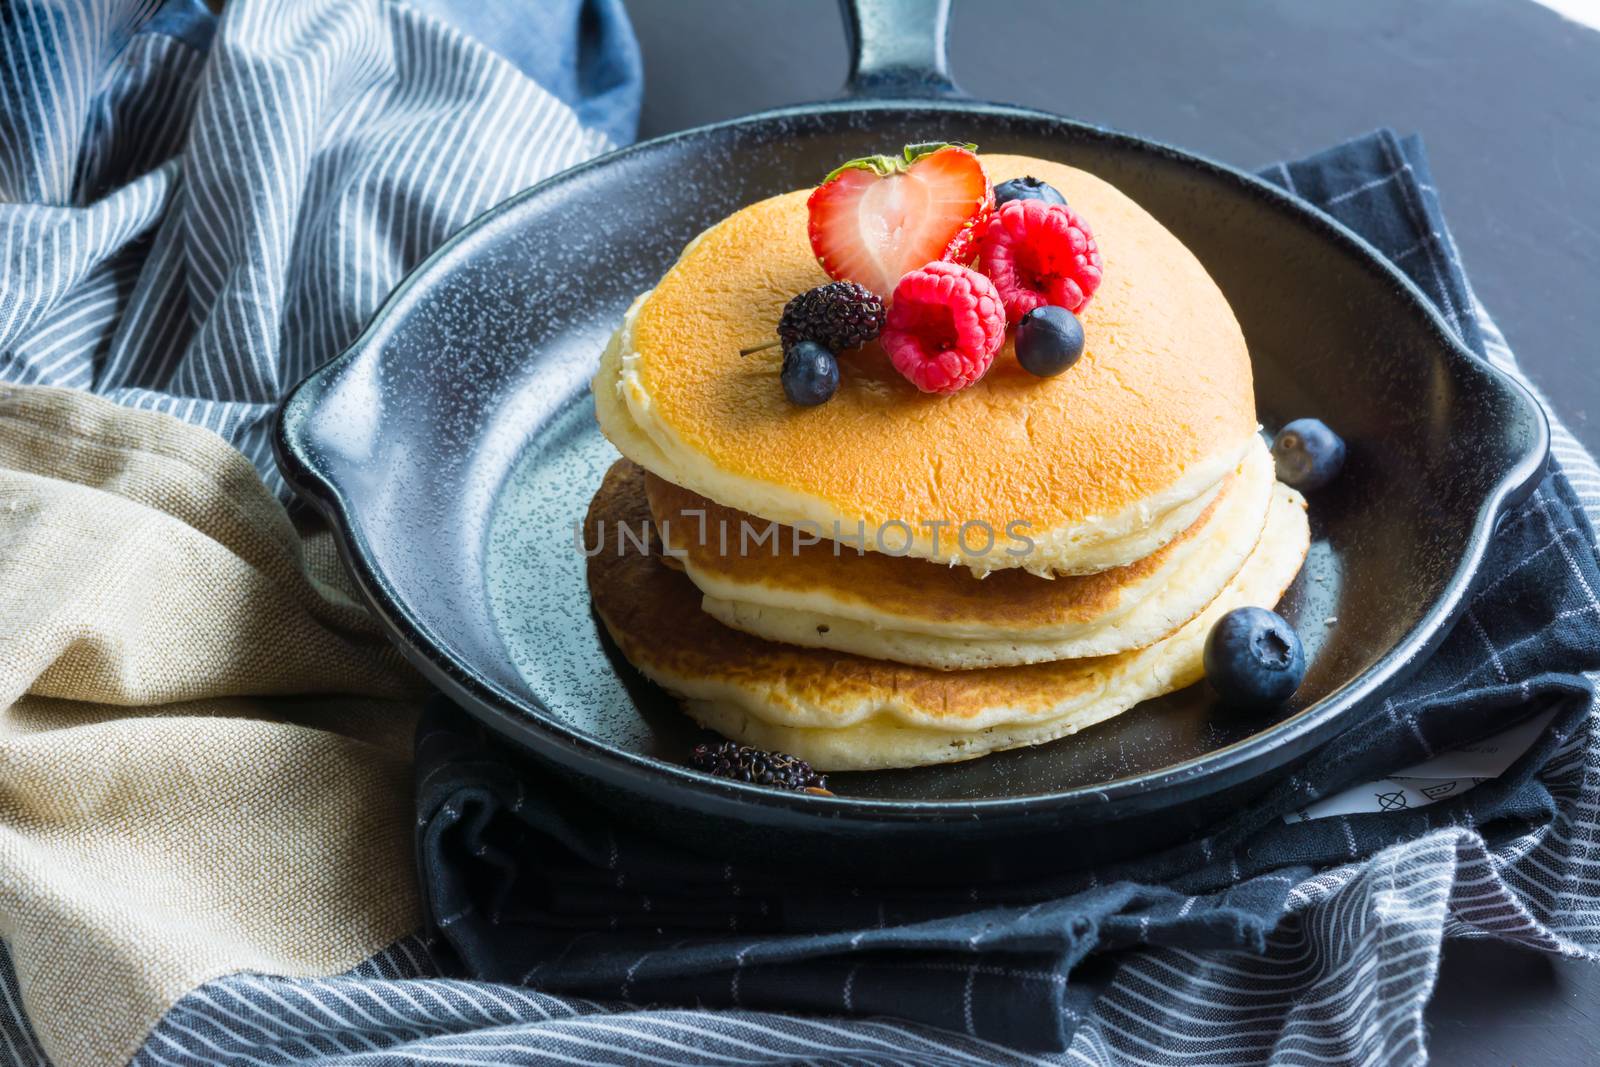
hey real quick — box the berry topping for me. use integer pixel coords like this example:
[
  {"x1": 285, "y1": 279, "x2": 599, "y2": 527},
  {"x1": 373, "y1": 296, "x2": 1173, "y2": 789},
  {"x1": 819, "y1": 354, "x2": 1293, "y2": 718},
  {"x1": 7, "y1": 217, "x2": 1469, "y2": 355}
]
[
  {"x1": 881, "y1": 262, "x2": 1006, "y2": 394},
  {"x1": 1014, "y1": 305, "x2": 1086, "y2": 377},
  {"x1": 690, "y1": 740, "x2": 829, "y2": 792},
  {"x1": 807, "y1": 142, "x2": 993, "y2": 297},
  {"x1": 1272, "y1": 418, "x2": 1346, "y2": 491},
  {"x1": 781, "y1": 340, "x2": 840, "y2": 406},
  {"x1": 1203, "y1": 607, "x2": 1307, "y2": 712},
  {"x1": 979, "y1": 199, "x2": 1103, "y2": 324},
  {"x1": 777, "y1": 281, "x2": 887, "y2": 353},
  {"x1": 994, "y1": 175, "x2": 1067, "y2": 209}
]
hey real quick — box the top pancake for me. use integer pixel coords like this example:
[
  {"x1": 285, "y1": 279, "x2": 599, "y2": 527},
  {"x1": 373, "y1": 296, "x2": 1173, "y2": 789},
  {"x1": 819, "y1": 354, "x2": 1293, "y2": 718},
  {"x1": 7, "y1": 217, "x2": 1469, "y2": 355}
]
[{"x1": 594, "y1": 154, "x2": 1258, "y2": 575}]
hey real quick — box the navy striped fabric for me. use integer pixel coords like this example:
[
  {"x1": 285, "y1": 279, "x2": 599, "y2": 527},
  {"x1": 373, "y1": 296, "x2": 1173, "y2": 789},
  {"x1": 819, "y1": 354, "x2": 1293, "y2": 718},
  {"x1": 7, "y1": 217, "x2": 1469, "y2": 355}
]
[
  {"x1": 0, "y1": 0, "x2": 637, "y2": 495},
  {"x1": 3, "y1": 1, "x2": 1598, "y2": 1063},
  {"x1": 394, "y1": 132, "x2": 1600, "y2": 1061}
]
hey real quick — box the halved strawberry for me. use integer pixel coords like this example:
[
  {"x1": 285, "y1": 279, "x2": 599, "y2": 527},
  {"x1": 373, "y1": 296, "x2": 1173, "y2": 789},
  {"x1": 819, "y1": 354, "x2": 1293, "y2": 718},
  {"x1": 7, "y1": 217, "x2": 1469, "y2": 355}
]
[{"x1": 806, "y1": 142, "x2": 993, "y2": 298}]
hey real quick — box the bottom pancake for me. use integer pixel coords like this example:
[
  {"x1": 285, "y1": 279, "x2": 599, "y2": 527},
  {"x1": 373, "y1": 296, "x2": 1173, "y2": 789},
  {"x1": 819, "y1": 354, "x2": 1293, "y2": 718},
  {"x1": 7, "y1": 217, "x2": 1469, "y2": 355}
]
[{"x1": 586, "y1": 460, "x2": 1310, "y2": 771}]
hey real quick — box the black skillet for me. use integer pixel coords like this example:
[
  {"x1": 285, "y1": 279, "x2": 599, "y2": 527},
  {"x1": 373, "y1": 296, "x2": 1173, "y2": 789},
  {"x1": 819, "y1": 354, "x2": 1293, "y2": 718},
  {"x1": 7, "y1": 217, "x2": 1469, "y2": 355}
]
[{"x1": 274, "y1": 0, "x2": 1547, "y2": 878}]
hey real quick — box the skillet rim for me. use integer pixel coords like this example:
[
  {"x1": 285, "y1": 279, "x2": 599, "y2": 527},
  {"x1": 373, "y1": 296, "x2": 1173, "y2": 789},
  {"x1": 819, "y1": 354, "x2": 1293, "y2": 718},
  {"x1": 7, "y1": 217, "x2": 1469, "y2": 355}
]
[{"x1": 274, "y1": 97, "x2": 1551, "y2": 821}]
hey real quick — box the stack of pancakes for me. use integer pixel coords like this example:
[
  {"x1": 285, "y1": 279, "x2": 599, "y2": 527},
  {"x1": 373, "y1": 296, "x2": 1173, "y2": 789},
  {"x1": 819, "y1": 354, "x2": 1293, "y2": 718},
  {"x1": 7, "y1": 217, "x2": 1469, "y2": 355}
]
[{"x1": 587, "y1": 155, "x2": 1310, "y2": 771}]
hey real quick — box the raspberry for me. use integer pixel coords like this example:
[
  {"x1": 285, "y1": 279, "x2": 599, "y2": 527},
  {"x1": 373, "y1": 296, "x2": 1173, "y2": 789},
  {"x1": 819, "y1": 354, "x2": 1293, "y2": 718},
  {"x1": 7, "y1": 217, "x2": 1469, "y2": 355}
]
[
  {"x1": 978, "y1": 200, "x2": 1103, "y2": 324},
  {"x1": 881, "y1": 263, "x2": 1006, "y2": 394}
]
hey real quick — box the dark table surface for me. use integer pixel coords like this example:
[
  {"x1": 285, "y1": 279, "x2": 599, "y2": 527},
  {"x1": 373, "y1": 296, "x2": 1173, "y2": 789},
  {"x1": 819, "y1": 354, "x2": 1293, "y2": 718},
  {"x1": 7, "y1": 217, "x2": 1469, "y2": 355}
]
[{"x1": 622, "y1": 0, "x2": 1600, "y2": 1062}]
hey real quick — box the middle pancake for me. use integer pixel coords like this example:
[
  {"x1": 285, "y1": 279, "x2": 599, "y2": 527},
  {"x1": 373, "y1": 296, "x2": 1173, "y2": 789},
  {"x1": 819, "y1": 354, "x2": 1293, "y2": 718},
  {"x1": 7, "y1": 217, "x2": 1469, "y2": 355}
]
[{"x1": 648, "y1": 438, "x2": 1276, "y2": 670}]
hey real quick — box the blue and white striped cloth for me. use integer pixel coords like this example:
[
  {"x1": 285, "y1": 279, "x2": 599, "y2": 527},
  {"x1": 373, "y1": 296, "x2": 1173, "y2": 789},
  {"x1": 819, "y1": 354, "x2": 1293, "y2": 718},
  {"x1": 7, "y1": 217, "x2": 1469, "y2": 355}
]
[
  {"x1": 0, "y1": 0, "x2": 637, "y2": 495},
  {"x1": 4, "y1": 3, "x2": 1599, "y2": 1066}
]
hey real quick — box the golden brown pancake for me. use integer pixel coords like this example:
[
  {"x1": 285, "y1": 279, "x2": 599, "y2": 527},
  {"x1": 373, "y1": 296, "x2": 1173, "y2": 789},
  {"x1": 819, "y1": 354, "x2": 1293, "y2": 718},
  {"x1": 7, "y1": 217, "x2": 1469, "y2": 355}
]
[
  {"x1": 643, "y1": 439, "x2": 1278, "y2": 668},
  {"x1": 586, "y1": 460, "x2": 1310, "y2": 770},
  {"x1": 593, "y1": 153, "x2": 1259, "y2": 576}
]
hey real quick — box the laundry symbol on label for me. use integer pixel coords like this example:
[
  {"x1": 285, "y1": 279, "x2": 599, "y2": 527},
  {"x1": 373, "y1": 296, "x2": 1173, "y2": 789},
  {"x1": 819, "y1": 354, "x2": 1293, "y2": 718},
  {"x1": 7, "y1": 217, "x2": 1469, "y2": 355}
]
[
  {"x1": 1420, "y1": 781, "x2": 1457, "y2": 800},
  {"x1": 1375, "y1": 790, "x2": 1409, "y2": 811}
]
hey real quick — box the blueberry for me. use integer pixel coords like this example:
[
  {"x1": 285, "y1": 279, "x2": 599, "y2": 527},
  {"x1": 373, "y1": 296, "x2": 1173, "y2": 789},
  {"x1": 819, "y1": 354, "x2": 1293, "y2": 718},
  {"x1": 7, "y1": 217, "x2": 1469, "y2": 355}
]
[
  {"x1": 994, "y1": 176, "x2": 1068, "y2": 209},
  {"x1": 1014, "y1": 305, "x2": 1085, "y2": 377},
  {"x1": 1272, "y1": 418, "x2": 1345, "y2": 491},
  {"x1": 781, "y1": 340, "x2": 839, "y2": 406},
  {"x1": 1203, "y1": 607, "x2": 1307, "y2": 711}
]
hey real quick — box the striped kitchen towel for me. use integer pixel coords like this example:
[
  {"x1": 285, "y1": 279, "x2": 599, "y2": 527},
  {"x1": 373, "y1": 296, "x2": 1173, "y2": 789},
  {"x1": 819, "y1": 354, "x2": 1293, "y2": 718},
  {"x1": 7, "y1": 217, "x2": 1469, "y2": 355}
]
[
  {"x1": 412, "y1": 134, "x2": 1600, "y2": 1064},
  {"x1": 0, "y1": 0, "x2": 639, "y2": 496},
  {"x1": 397, "y1": 129, "x2": 1600, "y2": 1060}
]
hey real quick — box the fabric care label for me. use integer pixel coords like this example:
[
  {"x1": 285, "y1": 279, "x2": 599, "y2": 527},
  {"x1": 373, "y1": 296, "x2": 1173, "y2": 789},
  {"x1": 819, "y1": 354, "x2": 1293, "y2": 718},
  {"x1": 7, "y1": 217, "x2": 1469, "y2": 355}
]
[{"x1": 1284, "y1": 708, "x2": 1558, "y2": 823}]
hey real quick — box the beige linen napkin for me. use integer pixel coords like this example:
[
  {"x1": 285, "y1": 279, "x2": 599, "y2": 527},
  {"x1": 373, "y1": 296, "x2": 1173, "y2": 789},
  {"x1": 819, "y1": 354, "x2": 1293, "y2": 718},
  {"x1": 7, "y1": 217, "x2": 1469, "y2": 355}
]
[{"x1": 0, "y1": 384, "x2": 427, "y2": 1067}]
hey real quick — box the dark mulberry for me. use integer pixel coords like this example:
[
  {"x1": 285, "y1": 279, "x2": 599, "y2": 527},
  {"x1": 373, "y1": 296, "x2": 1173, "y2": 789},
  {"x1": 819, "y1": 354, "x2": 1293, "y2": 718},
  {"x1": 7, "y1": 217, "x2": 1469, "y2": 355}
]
[
  {"x1": 777, "y1": 281, "x2": 886, "y2": 353},
  {"x1": 690, "y1": 740, "x2": 829, "y2": 792}
]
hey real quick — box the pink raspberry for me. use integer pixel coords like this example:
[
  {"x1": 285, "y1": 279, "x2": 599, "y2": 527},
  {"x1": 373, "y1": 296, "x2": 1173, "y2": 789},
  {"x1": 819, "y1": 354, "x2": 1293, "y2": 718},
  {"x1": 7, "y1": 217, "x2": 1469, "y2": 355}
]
[
  {"x1": 979, "y1": 200, "x2": 1103, "y2": 324},
  {"x1": 881, "y1": 263, "x2": 1007, "y2": 394}
]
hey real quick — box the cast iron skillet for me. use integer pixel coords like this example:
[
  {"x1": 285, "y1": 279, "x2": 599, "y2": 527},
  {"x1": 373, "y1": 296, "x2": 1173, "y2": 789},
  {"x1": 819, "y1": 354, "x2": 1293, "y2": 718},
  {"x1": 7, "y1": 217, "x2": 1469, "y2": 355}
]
[{"x1": 274, "y1": 0, "x2": 1547, "y2": 877}]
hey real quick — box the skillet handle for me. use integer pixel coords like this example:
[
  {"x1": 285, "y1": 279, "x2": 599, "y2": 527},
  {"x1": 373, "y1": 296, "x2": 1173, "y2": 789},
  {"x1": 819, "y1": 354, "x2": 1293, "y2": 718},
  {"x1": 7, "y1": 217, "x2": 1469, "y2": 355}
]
[{"x1": 840, "y1": 0, "x2": 963, "y2": 99}]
